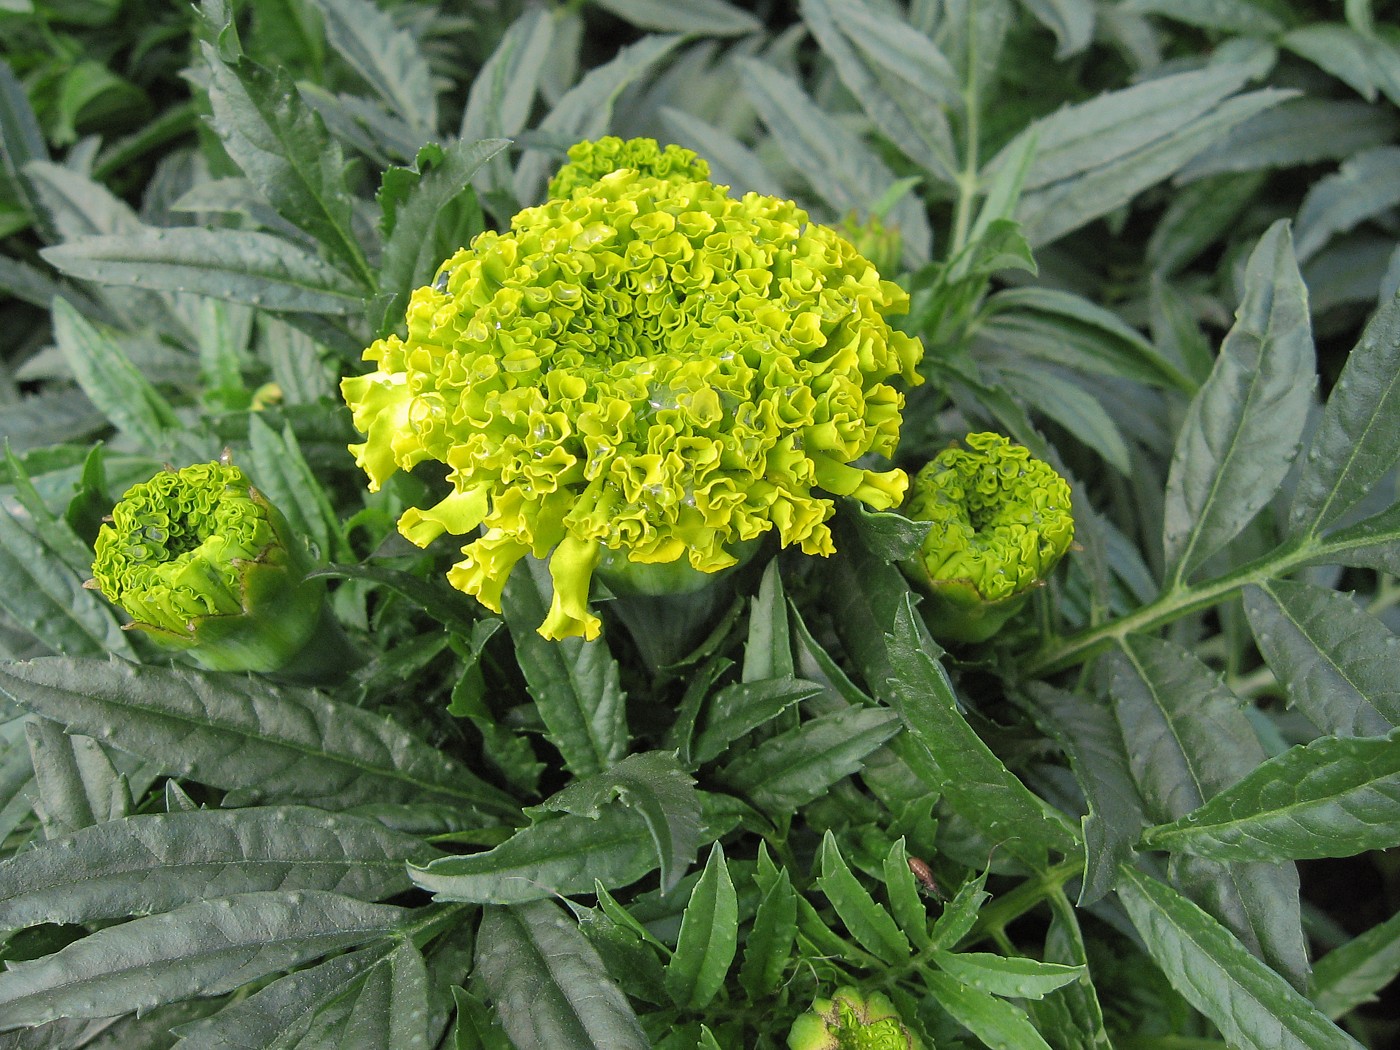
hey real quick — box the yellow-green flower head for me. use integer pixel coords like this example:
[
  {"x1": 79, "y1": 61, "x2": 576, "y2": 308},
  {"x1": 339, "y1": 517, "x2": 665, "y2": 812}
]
[
  {"x1": 342, "y1": 168, "x2": 924, "y2": 641},
  {"x1": 91, "y1": 462, "x2": 324, "y2": 671},
  {"x1": 788, "y1": 987, "x2": 924, "y2": 1050},
  {"x1": 904, "y1": 433, "x2": 1073, "y2": 643},
  {"x1": 547, "y1": 136, "x2": 710, "y2": 200}
]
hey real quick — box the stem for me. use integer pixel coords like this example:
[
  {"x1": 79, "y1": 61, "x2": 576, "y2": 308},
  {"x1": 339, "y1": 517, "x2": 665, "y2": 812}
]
[
  {"x1": 273, "y1": 602, "x2": 366, "y2": 685},
  {"x1": 958, "y1": 858, "x2": 1080, "y2": 950}
]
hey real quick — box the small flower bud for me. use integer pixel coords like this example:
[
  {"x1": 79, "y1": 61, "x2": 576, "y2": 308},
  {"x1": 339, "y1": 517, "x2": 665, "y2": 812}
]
[
  {"x1": 547, "y1": 135, "x2": 710, "y2": 199},
  {"x1": 90, "y1": 462, "x2": 327, "y2": 673},
  {"x1": 903, "y1": 433, "x2": 1074, "y2": 643},
  {"x1": 787, "y1": 987, "x2": 925, "y2": 1050}
]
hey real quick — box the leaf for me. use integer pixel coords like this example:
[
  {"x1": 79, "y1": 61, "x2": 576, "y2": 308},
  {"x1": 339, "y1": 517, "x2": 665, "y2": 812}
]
[
  {"x1": 800, "y1": 0, "x2": 958, "y2": 182},
  {"x1": 246, "y1": 415, "x2": 342, "y2": 562},
  {"x1": 0, "y1": 505, "x2": 132, "y2": 659},
  {"x1": 742, "y1": 560, "x2": 793, "y2": 683},
  {"x1": 932, "y1": 950, "x2": 1083, "y2": 999},
  {"x1": 995, "y1": 364, "x2": 1132, "y2": 475},
  {"x1": 1119, "y1": 0, "x2": 1283, "y2": 33},
  {"x1": 1283, "y1": 24, "x2": 1400, "y2": 108},
  {"x1": 1312, "y1": 502, "x2": 1400, "y2": 575},
  {"x1": 1021, "y1": 683, "x2": 1144, "y2": 905},
  {"x1": 737, "y1": 58, "x2": 931, "y2": 263},
  {"x1": 593, "y1": 0, "x2": 759, "y2": 34},
  {"x1": 884, "y1": 599, "x2": 1077, "y2": 865},
  {"x1": 1016, "y1": 0, "x2": 1095, "y2": 58},
  {"x1": 501, "y1": 559, "x2": 627, "y2": 777},
  {"x1": 409, "y1": 803, "x2": 657, "y2": 904},
  {"x1": 838, "y1": 498, "x2": 931, "y2": 564},
  {"x1": 0, "y1": 58, "x2": 51, "y2": 237},
  {"x1": 693, "y1": 679, "x2": 821, "y2": 766},
  {"x1": 0, "y1": 658, "x2": 518, "y2": 818},
  {"x1": 1116, "y1": 866, "x2": 1362, "y2": 1050},
  {"x1": 1244, "y1": 580, "x2": 1400, "y2": 737},
  {"x1": 305, "y1": 0, "x2": 436, "y2": 137},
  {"x1": 664, "y1": 843, "x2": 737, "y2": 1009},
  {"x1": 530, "y1": 751, "x2": 703, "y2": 895},
  {"x1": 0, "y1": 805, "x2": 434, "y2": 931},
  {"x1": 0, "y1": 891, "x2": 403, "y2": 1031},
  {"x1": 921, "y1": 971, "x2": 1055, "y2": 1050},
  {"x1": 201, "y1": 42, "x2": 369, "y2": 285},
  {"x1": 816, "y1": 831, "x2": 910, "y2": 965},
  {"x1": 881, "y1": 838, "x2": 931, "y2": 950},
  {"x1": 475, "y1": 900, "x2": 649, "y2": 1050},
  {"x1": 1162, "y1": 220, "x2": 1315, "y2": 583},
  {"x1": 1311, "y1": 908, "x2": 1400, "y2": 1019},
  {"x1": 333, "y1": 940, "x2": 433, "y2": 1050},
  {"x1": 461, "y1": 8, "x2": 555, "y2": 146},
  {"x1": 1141, "y1": 728, "x2": 1400, "y2": 861},
  {"x1": 25, "y1": 718, "x2": 124, "y2": 839},
  {"x1": 659, "y1": 108, "x2": 785, "y2": 199},
  {"x1": 1293, "y1": 146, "x2": 1400, "y2": 262},
  {"x1": 738, "y1": 865, "x2": 796, "y2": 998},
  {"x1": 50, "y1": 297, "x2": 180, "y2": 450},
  {"x1": 716, "y1": 705, "x2": 900, "y2": 813},
  {"x1": 43, "y1": 228, "x2": 367, "y2": 314},
  {"x1": 1147, "y1": 171, "x2": 1267, "y2": 277},
  {"x1": 1289, "y1": 287, "x2": 1400, "y2": 535},
  {"x1": 309, "y1": 564, "x2": 482, "y2": 637}
]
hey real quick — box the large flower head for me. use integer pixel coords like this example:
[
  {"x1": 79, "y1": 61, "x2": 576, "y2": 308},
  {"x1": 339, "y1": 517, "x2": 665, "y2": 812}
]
[
  {"x1": 904, "y1": 432, "x2": 1074, "y2": 642},
  {"x1": 342, "y1": 155, "x2": 923, "y2": 640},
  {"x1": 90, "y1": 462, "x2": 325, "y2": 671}
]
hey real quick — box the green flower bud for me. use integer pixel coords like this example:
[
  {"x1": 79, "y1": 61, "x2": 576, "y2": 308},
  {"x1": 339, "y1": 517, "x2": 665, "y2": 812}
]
[
  {"x1": 90, "y1": 462, "x2": 327, "y2": 673},
  {"x1": 903, "y1": 433, "x2": 1074, "y2": 644},
  {"x1": 547, "y1": 135, "x2": 710, "y2": 199},
  {"x1": 788, "y1": 987, "x2": 925, "y2": 1050},
  {"x1": 838, "y1": 211, "x2": 903, "y2": 279},
  {"x1": 343, "y1": 146, "x2": 924, "y2": 642}
]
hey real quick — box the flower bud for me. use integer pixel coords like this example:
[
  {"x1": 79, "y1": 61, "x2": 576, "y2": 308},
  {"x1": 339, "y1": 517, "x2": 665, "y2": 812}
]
[
  {"x1": 90, "y1": 462, "x2": 327, "y2": 673},
  {"x1": 787, "y1": 987, "x2": 925, "y2": 1050},
  {"x1": 838, "y1": 211, "x2": 903, "y2": 279},
  {"x1": 547, "y1": 135, "x2": 710, "y2": 199},
  {"x1": 903, "y1": 433, "x2": 1074, "y2": 643}
]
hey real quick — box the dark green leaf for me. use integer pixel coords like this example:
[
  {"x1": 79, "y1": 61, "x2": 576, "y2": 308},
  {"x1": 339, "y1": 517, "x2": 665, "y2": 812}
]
[
  {"x1": 0, "y1": 658, "x2": 518, "y2": 818},
  {"x1": 0, "y1": 891, "x2": 402, "y2": 1031},
  {"x1": 310, "y1": 564, "x2": 482, "y2": 637},
  {"x1": 409, "y1": 803, "x2": 656, "y2": 904},
  {"x1": 1290, "y1": 288, "x2": 1400, "y2": 535},
  {"x1": 738, "y1": 864, "x2": 796, "y2": 998},
  {"x1": 716, "y1": 705, "x2": 900, "y2": 813},
  {"x1": 501, "y1": 559, "x2": 627, "y2": 777},
  {"x1": 1312, "y1": 908, "x2": 1400, "y2": 1019},
  {"x1": 881, "y1": 838, "x2": 931, "y2": 950},
  {"x1": 816, "y1": 830, "x2": 910, "y2": 964},
  {"x1": 1162, "y1": 220, "x2": 1315, "y2": 583},
  {"x1": 921, "y1": 971, "x2": 1054, "y2": 1050},
  {"x1": 475, "y1": 900, "x2": 648, "y2": 1050},
  {"x1": 594, "y1": 0, "x2": 759, "y2": 34},
  {"x1": 838, "y1": 498, "x2": 932, "y2": 564},
  {"x1": 246, "y1": 415, "x2": 342, "y2": 562},
  {"x1": 1148, "y1": 172, "x2": 1267, "y2": 277},
  {"x1": 43, "y1": 228, "x2": 366, "y2": 314},
  {"x1": 306, "y1": 0, "x2": 436, "y2": 136},
  {"x1": 1294, "y1": 146, "x2": 1400, "y2": 262},
  {"x1": 451, "y1": 985, "x2": 513, "y2": 1050},
  {"x1": 1311, "y1": 502, "x2": 1400, "y2": 576},
  {"x1": 1017, "y1": 0, "x2": 1095, "y2": 58},
  {"x1": 742, "y1": 560, "x2": 793, "y2": 683},
  {"x1": 884, "y1": 599, "x2": 1077, "y2": 864},
  {"x1": 664, "y1": 843, "x2": 737, "y2": 1009},
  {"x1": 932, "y1": 950, "x2": 1083, "y2": 999},
  {"x1": 0, "y1": 59, "x2": 50, "y2": 237},
  {"x1": 25, "y1": 718, "x2": 124, "y2": 839},
  {"x1": 693, "y1": 679, "x2": 819, "y2": 765},
  {"x1": 0, "y1": 805, "x2": 434, "y2": 930},
  {"x1": 333, "y1": 940, "x2": 433, "y2": 1050},
  {"x1": 995, "y1": 364, "x2": 1132, "y2": 475},
  {"x1": 1117, "y1": 866, "x2": 1361, "y2": 1050}
]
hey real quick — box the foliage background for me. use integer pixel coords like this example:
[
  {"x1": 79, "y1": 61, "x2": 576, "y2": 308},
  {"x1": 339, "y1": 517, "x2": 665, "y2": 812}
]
[{"x1": 0, "y1": 0, "x2": 1399, "y2": 1047}]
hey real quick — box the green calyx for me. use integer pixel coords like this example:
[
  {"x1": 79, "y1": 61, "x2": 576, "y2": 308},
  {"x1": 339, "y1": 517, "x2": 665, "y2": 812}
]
[
  {"x1": 788, "y1": 988, "x2": 924, "y2": 1050},
  {"x1": 547, "y1": 135, "x2": 710, "y2": 199},
  {"x1": 91, "y1": 462, "x2": 325, "y2": 672},
  {"x1": 343, "y1": 136, "x2": 924, "y2": 642},
  {"x1": 904, "y1": 433, "x2": 1073, "y2": 643}
]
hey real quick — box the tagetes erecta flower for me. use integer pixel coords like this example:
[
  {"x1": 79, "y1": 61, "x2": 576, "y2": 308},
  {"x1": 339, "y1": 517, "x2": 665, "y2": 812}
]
[
  {"x1": 904, "y1": 432, "x2": 1074, "y2": 643},
  {"x1": 90, "y1": 462, "x2": 325, "y2": 672},
  {"x1": 546, "y1": 135, "x2": 709, "y2": 200},
  {"x1": 788, "y1": 987, "x2": 924, "y2": 1050},
  {"x1": 342, "y1": 151, "x2": 923, "y2": 641}
]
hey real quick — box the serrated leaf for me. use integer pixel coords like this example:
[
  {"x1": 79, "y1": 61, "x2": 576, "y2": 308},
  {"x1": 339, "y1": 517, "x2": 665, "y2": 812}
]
[
  {"x1": 594, "y1": 0, "x2": 759, "y2": 34},
  {"x1": 693, "y1": 679, "x2": 818, "y2": 766},
  {"x1": 43, "y1": 228, "x2": 366, "y2": 314},
  {"x1": 0, "y1": 805, "x2": 434, "y2": 931},
  {"x1": 1120, "y1": 0, "x2": 1283, "y2": 33},
  {"x1": 50, "y1": 297, "x2": 180, "y2": 450},
  {"x1": 246, "y1": 414, "x2": 341, "y2": 562},
  {"x1": 1244, "y1": 580, "x2": 1400, "y2": 737},
  {"x1": 461, "y1": 8, "x2": 555, "y2": 146},
  {"x1": 475, "y1": 900, "x2": 648, "y2": 1050},
  {"x1": 881, "y1": 838, "x2": 932, "y2": 950},
  {"x1": 995, "y1": 364, "x2": 1132, "y2": 475},
  {"x1": 1162, "y1": 220, "x2": 1315, "y2": 583},
  {"x1": 1142, "y1": 728, "x2": 1400, "y2": 861},
  {"x1": 409, "y1": 803, "x2": 657, "y2": 904},
  {"x1": 716, "y1": 705, "x2": 900, "y2": 813},
  {"x1": 1290, "y1": 287, "x2": 1400, "y2": 535},
  {"x1": 334, "y1": 940, "x2": 433, "y2": 1050},
  {"x1": 884, "y1": 599, "x2": 1077, "y2": 865},
  {"x1": 0, "y1": 658, "x2": 518, "y2": 818},
  {"x1": 738, "y1": 865, "x2": 796, "y2": 998},
  {"x1": 817, "y1": 830, "x2": 910, "y2": 964},
  {"x1": 1293, "y1": 146, "x2": 1400, "y2": 262},
  {"x1": 1017, "y1": 0, "x2": 1094, "y2": 58},
  {"x1": 1117, "y1": 866, "x2": 1362, "y2": 1050},
  {"x1": 664, "y1": 843, "x2": 737, "y2": 1009},
  {"x1": 801, "y1": 0, "x2": 958, "y2": 183},
  {"x1": 531, "y1": 751, "x2": 702, "y2": 894},
  {"x1": 922, "y1": 971, "x2": 1055, "y2": 1050},
  {"x1": 501, "y1": 559, "x2": 627, "y2": 777},
  {"x1": 659, "y1": 108, "x2": 785, "y2": 199},
  {"x1": 0, "y1": 890, "x2": 403, "y2": 1031},
  {"x1": 1283, "y1": 24, "x2": 1400, "y2": 108},
  {"x1": 306, "y1": 0, "x2": 436, "y2": 137},
  {"x1": 932, "y1": 950, "x2": 1083, "y2": 999},
  {"x1": 0, "y1": 59, "x2": 51, "y2": 237},
  {"x1": 737, "y1": 58, "x2": 931, "y2": 263},
  {"x1": 1312, "y1": 908, "x2": 1400, "y2": 1019},
  {"x1": 25, "y1": 718, "x2": 124, "y2": 838},
  {"x1": 839, "y1": 498, "x2": 932, "y2": 564},
  {"x1": 1022, "y1": 683, "x2": 1144, "y2": 905},
  {"x1": 201, "y1": 42, "x2": 370, "y2": 285},
  {"x1": 742, "y1": 560, "x2": 793, "y2": 683}
]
